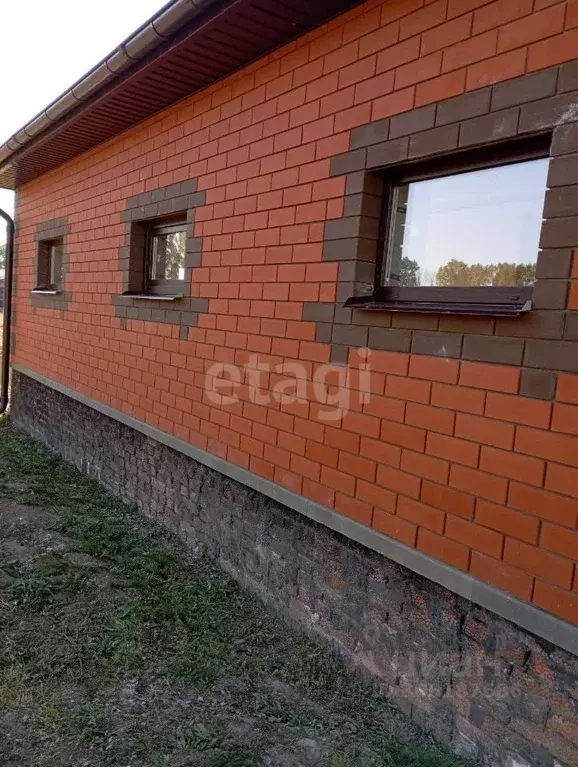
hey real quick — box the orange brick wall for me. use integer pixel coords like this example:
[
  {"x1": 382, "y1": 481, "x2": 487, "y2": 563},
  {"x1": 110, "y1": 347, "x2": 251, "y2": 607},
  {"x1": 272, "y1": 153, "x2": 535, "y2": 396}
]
[{"x1": 13, "y1": 0, "x2": 578, "y2": 625}]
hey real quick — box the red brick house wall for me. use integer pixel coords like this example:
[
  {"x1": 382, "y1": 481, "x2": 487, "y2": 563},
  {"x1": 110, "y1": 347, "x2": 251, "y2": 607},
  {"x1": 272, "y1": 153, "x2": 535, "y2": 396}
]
[{"x1": 12, "y1": 0, "x2": 578, "y2": 628}]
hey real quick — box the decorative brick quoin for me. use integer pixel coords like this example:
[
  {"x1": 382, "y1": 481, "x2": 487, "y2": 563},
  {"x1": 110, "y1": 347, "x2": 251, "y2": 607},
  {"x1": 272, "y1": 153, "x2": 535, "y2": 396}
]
[{"x1": 1, "y1": 2, "x2": 577, "y2": 765}]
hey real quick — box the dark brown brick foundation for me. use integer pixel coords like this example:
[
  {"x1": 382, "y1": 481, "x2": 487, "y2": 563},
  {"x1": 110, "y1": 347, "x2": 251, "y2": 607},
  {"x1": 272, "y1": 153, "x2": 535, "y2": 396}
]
[{"x1": 11, "y1": 370, "x2": 578, "y2": 767}]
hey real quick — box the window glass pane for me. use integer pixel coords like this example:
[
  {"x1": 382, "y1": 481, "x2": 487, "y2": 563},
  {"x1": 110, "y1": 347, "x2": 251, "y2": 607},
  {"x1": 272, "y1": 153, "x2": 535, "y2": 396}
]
[
  {"x1": 49, "y1": 242, "x2": 63, "y2": 286},
  {"x1": 384, "y1": 158, "x2": 549, "y2": 288},
  {"x1": 150, "y1": 229, "x2": 186, "y2": 281}
]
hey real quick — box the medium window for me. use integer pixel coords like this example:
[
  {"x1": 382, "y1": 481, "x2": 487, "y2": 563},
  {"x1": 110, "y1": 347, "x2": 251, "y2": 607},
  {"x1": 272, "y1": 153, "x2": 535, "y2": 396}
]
[
  {"x1": 146, "y1": 220, "x2": 187, "y2": 294},
  {"x1": 383, "y1": 158, "x2": 549, "y2": 290},
  {"x1": 37, "y1": 238, "x2": 64, "y2": 291}
]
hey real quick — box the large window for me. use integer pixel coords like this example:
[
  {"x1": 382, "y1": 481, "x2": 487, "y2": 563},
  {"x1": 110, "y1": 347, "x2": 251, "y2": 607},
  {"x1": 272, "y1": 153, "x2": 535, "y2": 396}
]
[
  {"x1": 383, "y1": 158, "x2": 548, "y2": 290},
  {"x1": 347, "y1": 140, "x2": 551, "y2": 315}
]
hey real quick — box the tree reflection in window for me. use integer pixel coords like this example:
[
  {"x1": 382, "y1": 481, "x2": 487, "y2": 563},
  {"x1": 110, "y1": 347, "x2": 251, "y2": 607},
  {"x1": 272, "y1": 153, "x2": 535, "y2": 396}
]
[
  {"x1": 384, "y1": 158, "x2": 548, "y2": 290},
  {"x1": 150, "y1": 228, "x2": 186, "y2": 282},
  {"x1": 435, "y1": 259, "x2": 535, "y2": 287}
]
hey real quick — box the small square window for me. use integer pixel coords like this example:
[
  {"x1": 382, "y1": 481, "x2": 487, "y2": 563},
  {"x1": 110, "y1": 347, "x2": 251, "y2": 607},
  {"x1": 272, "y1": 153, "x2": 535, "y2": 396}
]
[
  {"x1": 37, "y1": 238, "x2": 64, "y2": 291},
  {"x1": 145, "y1": 219, "x2": 187, "y2": 295}
]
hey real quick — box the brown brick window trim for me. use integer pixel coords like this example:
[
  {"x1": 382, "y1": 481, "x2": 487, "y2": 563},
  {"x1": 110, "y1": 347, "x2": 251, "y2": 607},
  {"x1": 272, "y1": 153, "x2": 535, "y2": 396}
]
[
  {"x1": 305, "y1": 62, "x2": 578, "y2": 394},
  {"x1": 31, "y1": 218, "x2": 71, "y2": 312},
  {"x1": 114, "y1": 180, "x2": 208, "y2": 333}
]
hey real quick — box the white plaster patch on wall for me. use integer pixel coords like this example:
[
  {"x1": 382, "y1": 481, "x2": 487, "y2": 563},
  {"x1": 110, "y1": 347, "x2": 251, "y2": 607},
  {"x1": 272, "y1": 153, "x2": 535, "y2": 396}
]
[{"x1": 557, "y1": 102, "x2": 578, "y2": 124}]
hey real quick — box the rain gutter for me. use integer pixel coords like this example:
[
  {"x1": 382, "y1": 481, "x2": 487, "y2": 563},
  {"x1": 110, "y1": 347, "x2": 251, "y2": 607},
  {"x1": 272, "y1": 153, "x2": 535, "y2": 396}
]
[
  {"x1": 0, "y1": 0, "x2": 222, "y2": 173},
  {"x1": 0, "y1": 208, "x2": 14, "y2": 413}
]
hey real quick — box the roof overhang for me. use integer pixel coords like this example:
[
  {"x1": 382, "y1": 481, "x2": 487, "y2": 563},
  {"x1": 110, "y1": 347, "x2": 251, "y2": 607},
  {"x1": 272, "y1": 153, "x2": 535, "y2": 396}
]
[{"x1": 0, "y1": 0, "x2": 361, "y2": 190}]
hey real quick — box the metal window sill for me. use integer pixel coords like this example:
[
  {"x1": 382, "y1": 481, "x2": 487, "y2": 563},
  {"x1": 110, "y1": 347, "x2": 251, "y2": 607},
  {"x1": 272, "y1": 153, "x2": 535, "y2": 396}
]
[
  {"x1": 31, "y1": 288, "x2": 61, "y2": 295},
  {"x1": 120, "y1": 292, "x2": 184, "y2": 302},
  {"x1": 343, "y1": 297, "x2": 532, "y2": 317}
]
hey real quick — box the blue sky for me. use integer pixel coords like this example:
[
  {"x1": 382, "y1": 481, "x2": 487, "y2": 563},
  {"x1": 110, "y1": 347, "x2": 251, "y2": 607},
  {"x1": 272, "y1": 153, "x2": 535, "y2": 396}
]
[
  {"x1": 0, "y1": 0, "x2": 164, "y2": 241},
  {"x1": 397, "y1": 158, "x2": 549, "y2": 284}
]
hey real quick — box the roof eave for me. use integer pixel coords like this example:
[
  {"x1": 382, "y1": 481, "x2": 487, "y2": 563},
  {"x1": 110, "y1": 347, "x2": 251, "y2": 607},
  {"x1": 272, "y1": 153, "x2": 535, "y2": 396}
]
[{"x1": 0, "y1": 0, "x2": 362, "y2": 191}]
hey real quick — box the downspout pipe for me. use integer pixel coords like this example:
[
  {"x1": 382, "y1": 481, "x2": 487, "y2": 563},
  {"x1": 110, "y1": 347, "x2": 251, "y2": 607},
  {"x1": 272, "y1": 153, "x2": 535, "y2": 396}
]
[{"x1": 0, "y1": 208, "x2": 14, "y2": 413}]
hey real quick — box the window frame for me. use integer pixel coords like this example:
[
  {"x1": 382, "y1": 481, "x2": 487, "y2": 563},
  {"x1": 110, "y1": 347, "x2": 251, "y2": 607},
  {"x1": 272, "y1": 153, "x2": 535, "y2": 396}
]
[
  {"x1": 36, "y1": 237, "x2": 64, "y2": 292},
  {"x1": 346, "y1": 134, "x2": 552, "y2": 316},
  {"x1": 144, "y1": 217, "x2": 188, "y2": 296}
]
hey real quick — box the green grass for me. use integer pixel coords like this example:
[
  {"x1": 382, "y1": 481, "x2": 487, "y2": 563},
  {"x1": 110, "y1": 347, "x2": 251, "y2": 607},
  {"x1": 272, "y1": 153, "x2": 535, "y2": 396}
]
[{"x1": 0, "y1": 418, "x2": 475, "y2": 766}]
